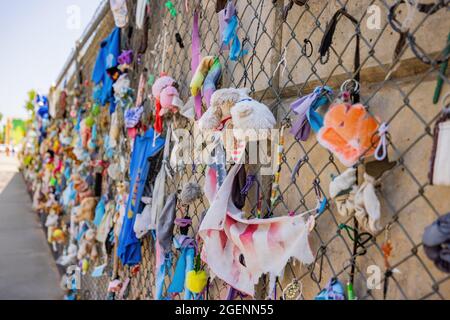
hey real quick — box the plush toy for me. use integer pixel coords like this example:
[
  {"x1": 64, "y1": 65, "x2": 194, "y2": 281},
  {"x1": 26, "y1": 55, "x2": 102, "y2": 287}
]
[
  {"x1": 160, "y1": 86, "x2": 183, "y2": 116},
  {"x1": 190, "y1": 56, "x2": 215, "y2": 97},
  {"x1": 73, "y1": 175, "x2": 94, "y2": 202},
  {"x1": 109, "y1": 112, "x2": 120, "y2": 148},
  {"x1": 186, "y1": 270, "x2": 208, "y2": 294},
  {"x1": 180, "y1": 182, "x2": 202, "y2": 205},
  {"x1": 80, "y1": 119, "x2": 92, "y2": 149},
  {"x1": 230, "y1": 98, "x2": 276, "y2": 141},
  {"x1": 56, "y1": 243, "x2": 78, "y2": 267},
  {"x1": 108, "y1": 280, "x2": 123, "y2": 293},
  {"x1": 77, "y1": 229, "x2": 98, "y2": 261},
  {"x1": 152, "y1": 75, "x2": 176, "y2": 100},
  {"x1": 73, "y1": 197, "x2": 98, "y2": 223},
  {"x1": 45, "y1": 212, "x2": 59, "y2": 243},
  {"x1": 198, "y1": 88, "x2": 250, "y2": 134},
  {"x1": 81, "y1": 259, "x2": 90, "y2": 274},
  {"x1": 134, "y1": 197, "x2": 153, "y2": 239},
  {"x1": 203, "y1": 57, "x2": 222, "y2": 107},
  {"x1": 113, "y1": 74, "x2": 131, "y2": 99},
  {"x1": 317, "y1": 103, "x2": 380, "y2": 167},
  {"x1": 152, "y1": 75, "x2": 177, "y2": 133},
  {"x1": 52, "y1": 228, "x2": 66, "y2": 244}
]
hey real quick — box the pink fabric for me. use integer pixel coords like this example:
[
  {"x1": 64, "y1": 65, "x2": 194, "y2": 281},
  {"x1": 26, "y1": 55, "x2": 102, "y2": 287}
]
[
  {"x1": 199, "y1": 164, "x2": 315, "y2": 297},
  {"x1": 192, "y1": 11, "x2": 202, "y2": 119},
  {"x1": 127, "y1": 127, "x2": 138, "y2": 140},
  {"x1": 135, "y1": 73, "x2": 146, "y2": 107}
]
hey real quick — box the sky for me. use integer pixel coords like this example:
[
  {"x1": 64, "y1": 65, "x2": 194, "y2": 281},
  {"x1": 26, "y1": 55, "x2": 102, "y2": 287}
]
[{"x1": 0, "y1": 0, "x2": 103, "y2": 123}]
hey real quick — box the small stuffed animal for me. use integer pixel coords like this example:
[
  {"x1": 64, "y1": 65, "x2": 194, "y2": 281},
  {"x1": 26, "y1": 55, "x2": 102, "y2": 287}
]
[
  {"x1": 190, "y1": 56, "x2": 215, "y2": 96},
  {"x1": 52, "y1": 228, "x2": 66, "y2": 243},
  {"x1": 186, "y1": 270, "x2": 208, "y2": 294},
  {"x1": 231, "y1": 98, "x2": 276, "y2": 141},
  {"x1": 77, "y1": 229, "x2": 98, "y2": 261},
  {"x1": 79, "y1": 119, "x2": 92, "y2": 149},
  {"x1": 180, "y1": 182, "x2": 202, "y2": 205},
  {"x1": 198, "y1": 88, "x2": 250, "y2": 132},
  {"x1": 57, "y1": 243, "x2": 78, "y2": 267},
  {"x1": 73, "y1": 175, "x2": 94, "y2": 202},
  {"x1": 45, "y1": 211, "x2": 59, "y2": 243},
  {"x1": 73, "y1": 197, "x2": 98, "y2": 223}
]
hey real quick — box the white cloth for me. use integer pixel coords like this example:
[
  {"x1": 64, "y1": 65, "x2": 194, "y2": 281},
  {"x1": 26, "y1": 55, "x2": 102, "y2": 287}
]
[
  {"x1": 134, "y1": 197, "x2": 153, "y2": 239},
  {"x1": 110, "y1": 0, "x2": 129, "y2": 28},
  {"x1": 433, "y1": 121, "x2": 450, "y2": 186},
  {"x1": 199, "y1": 164, "x2": 315, "y2": 297},
  {"x1": 96, "y1": 202, "x2": 115, "y2": 243},
  {"x1": 329, "y1": 168, "x2": 357, "y2": 199},
  {"x1": 136, "y1": 0, "x2": 147, "y2": 29},
  {"x1": 354, "y1": 174, "x2": 381, "y2": 233},
  {"x1": 331, "y1": 171, "x2": 382, "y2": 234},
  {"x1": 149, "y1": 131, "x2": 172, "y2": 230}
]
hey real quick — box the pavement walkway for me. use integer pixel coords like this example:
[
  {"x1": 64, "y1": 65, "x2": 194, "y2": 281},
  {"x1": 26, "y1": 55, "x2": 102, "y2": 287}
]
[{"x1": 0, "y1": 154, "x2": 62, "y2": 300}]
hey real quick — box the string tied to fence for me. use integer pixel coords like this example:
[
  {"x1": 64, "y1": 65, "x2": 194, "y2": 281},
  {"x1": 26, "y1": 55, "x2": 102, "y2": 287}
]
[{"x1": 241, "y1": 174, "x2": 257, "y2": 195}]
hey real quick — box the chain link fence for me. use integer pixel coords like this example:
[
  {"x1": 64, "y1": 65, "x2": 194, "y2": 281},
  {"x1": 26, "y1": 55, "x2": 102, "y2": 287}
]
[{"x1": 36, "y1": 0, "x2": 450, "y2": 300}]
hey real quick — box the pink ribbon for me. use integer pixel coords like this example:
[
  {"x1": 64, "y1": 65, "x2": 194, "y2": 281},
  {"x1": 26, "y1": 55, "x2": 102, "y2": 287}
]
[{"x1": 192, "y1": 11, "x2": 202, "y2": 119}]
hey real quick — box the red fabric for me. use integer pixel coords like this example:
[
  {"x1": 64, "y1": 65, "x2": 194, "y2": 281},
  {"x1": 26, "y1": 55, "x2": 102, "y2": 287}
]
[{"x1": 155, "y1": 98, "x2": 163, "y2": 134}]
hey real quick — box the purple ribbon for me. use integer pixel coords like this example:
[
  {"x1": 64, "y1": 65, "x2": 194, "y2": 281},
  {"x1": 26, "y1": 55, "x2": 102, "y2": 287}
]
[
  {"x1": 241, "y1": 174, "x2": 257, "y2": 195},
  {"x1": 174, "y1": 235, "x2": 196, "y2": 250},
  {"x1": 175, "y1": 218, "x2": 192, "y2": 228},
  {"x1": 289, "y1": 94, "x2": 316, "y2": 141}
]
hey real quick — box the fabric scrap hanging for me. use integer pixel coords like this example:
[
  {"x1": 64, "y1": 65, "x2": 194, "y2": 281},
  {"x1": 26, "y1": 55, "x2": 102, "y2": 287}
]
[
  {"x1": 155, "y1": 193, "x2": 177, "y2": 300},
  {"x1": 157, "y1": 193, "x2": 177, "y2": 254},
  {"x1": 91, "y1": 27, "x2": 121, "y2": 113},
  {"x1": 199, "y1": 164, "x2": 315, "y2": 297},
  {"x1": 117, "y1": 129, "x2": 165, "y2": 266},
  {"x1": 329, "y1": 168, "x2": 382, "y2": 234},
  {"x1": 124, "y1": 106, "x2": 144, "y2": 129},
  {"x1": 134, "y1": 131, "x2": 172, "y2": 239},
  {"x1": 167, "y1": 235, "x2": 196, "y2": 300},
  {"x1": 110, "y1": 0, "x2": 128, "y2": 28},
  {"x1": 136, "y1": 0, "x2": 148, "y2": 30},
  {"x1": 429, "y1": 99, "x2": 450, "y2": 186},
  {"x1": 191, "y1": 10, "x2": 203, "y2": 119},
  {"x1": 422, "y1": 212, "x2": 450, "y2": 274},
  {"x1": 290, "y1": 86, "x2": 334, "y2": 141},
  {"x1": 220, "y1": 2, "x2": 248, "y2": 61}
]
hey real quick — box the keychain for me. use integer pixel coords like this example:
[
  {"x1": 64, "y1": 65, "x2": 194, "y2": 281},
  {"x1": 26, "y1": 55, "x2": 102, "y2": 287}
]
[
  {"x1": 283, "y1": 278, "x2": 303, "y2": 300},
  {"x1": 317, "y1": 79, "x2": 381, "y2": 168}
]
